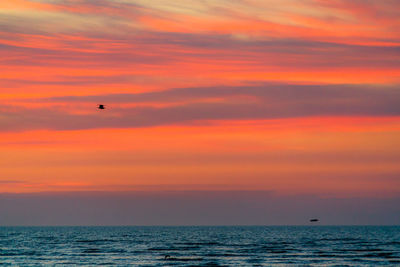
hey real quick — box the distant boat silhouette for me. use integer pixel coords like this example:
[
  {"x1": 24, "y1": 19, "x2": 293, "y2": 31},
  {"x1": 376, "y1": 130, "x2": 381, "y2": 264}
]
[
  {"x1": 97, "y1": 104, "x2": 105, "y2": 110},
  {"x1": 310, "y1": 219, "x2": 319, "y2": 222}
]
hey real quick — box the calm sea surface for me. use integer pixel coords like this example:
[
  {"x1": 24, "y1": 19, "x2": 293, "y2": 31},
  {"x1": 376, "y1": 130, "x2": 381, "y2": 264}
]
[{"x1": 0, "y1": 226, "x2": 399, "y2": 266}]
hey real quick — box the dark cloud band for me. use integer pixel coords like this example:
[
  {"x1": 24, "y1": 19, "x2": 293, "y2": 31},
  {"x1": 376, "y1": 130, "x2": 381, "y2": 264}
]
[{"x1": 1, "y1": 83, "x2": 399, "y2": 131}]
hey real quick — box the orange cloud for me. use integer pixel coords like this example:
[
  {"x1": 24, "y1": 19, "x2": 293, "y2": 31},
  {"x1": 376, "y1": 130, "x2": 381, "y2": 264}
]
[{"x1": 1, "y1": 0, "x2": 399, "y2": 196}]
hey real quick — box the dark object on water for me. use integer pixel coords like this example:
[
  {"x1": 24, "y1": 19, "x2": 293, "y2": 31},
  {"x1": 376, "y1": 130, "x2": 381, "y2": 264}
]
[
  {"x1": 164, "y1": 255, "x2": 170, "y2": 260},
  {"x1": 97, "y1": 104, "x2": 105, "y2": 109},
  {"x1": 310, "y1": 219, "x2": 319, "y2": 222}
]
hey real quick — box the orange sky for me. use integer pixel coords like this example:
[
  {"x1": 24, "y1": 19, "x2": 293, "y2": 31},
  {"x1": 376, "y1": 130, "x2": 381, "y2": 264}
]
[{"x1": 1, "y1": 0, "x2": 399, "y2": 196}]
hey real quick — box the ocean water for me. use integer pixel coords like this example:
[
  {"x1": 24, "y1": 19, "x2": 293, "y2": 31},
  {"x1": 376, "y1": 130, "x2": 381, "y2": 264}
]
[{"x1": 0, "y1": 226, "x2": 399, "y2": 266}]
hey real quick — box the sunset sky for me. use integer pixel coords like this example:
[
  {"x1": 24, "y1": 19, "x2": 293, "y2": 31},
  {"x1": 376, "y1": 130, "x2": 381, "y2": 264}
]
[{"x1": 1, "y1": 0, "x2": 400, "y2": 224}]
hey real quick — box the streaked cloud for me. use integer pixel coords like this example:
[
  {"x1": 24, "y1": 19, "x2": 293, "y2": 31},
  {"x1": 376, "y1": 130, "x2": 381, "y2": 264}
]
[
  {"x1": 1, "y1": 0, "x2": 399, "y2": 200},
  {"x1": 0, "y1": 180, "x2": 25, "y2": 184},
  {"x1": 2, "y1": 84, "x2": 398, "y2": 131}
]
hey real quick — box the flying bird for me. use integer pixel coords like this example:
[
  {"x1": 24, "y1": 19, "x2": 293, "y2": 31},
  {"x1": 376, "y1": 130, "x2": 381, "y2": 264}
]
[
  {"x1": 97, "y1": 104, "x2": 105, "y2": 110},
  {"x1": 310, "y1": 219, "x2": 319, "y2": 222}
]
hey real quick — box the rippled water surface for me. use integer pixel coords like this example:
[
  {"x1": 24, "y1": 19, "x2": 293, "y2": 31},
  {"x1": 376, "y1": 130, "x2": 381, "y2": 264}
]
[{"x1": 0, "y1": 226, "x2": 399, "y2": 266}]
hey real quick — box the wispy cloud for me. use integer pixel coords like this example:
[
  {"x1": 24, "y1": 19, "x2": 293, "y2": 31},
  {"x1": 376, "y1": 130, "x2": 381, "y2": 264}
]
[
  {"x1": 0, "y1": 180, "x2": 25, "y2": 184},
  {"x1": 2, "y1": 84, "x2": 399, "y2": 131},
  {"x1": 1, "y1": 0, "x2": 399, "y2": 197}
]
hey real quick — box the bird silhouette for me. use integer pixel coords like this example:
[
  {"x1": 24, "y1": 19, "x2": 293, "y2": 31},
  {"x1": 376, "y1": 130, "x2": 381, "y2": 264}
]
[{"x1": 97, "y1": 104, "x2": 105, "y2": 110}]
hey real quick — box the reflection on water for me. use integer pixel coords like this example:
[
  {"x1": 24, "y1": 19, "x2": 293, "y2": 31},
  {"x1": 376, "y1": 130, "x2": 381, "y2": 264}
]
[{"x1": 0, "y1": 226, "x2": 399, "y2": 266}]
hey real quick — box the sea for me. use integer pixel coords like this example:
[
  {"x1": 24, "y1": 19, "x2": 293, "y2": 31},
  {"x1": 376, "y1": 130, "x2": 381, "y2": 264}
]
[{"x1": 0, "y1": 226, "x2": 399, "y2": 266}]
